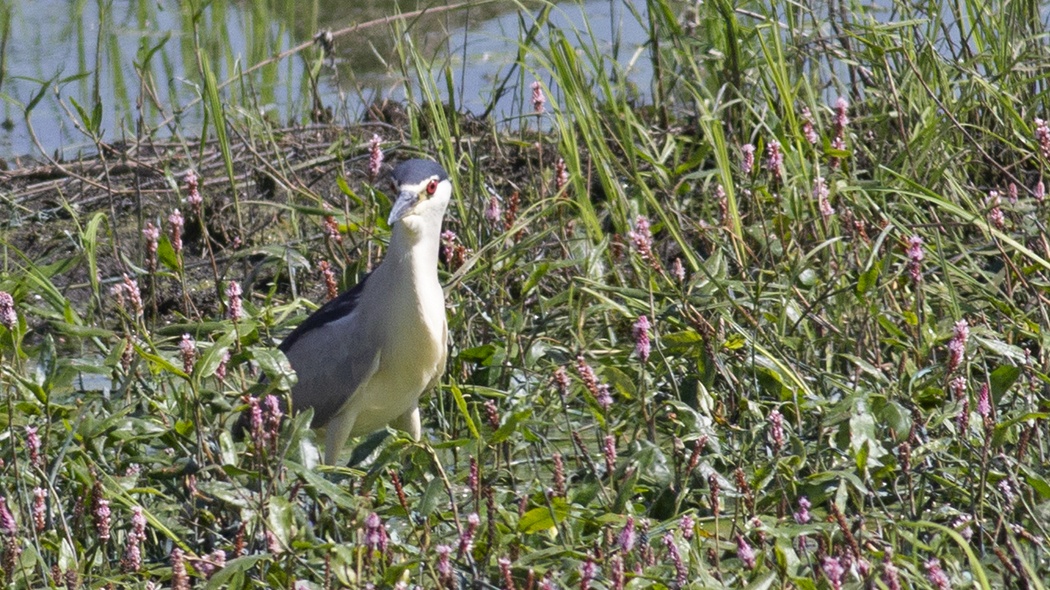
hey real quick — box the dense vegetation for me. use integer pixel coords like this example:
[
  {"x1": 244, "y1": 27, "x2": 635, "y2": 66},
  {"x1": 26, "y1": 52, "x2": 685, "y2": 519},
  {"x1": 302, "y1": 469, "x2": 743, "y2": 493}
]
[{"x1": 1, "y1": 0, "x2": 1049, "y2": 588}]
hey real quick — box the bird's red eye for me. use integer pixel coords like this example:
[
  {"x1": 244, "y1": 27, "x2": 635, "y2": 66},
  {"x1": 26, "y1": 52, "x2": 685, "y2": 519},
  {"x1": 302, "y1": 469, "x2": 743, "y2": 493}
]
[{"x1": 426, "y1": 179, "x2": 438, "y2": 195}]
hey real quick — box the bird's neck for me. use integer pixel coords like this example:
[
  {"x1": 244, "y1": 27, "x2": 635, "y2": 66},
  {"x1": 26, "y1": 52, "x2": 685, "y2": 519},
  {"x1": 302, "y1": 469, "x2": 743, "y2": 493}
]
[{"x1": 384, "y1": 221, "x2": 442, "y2": 284}]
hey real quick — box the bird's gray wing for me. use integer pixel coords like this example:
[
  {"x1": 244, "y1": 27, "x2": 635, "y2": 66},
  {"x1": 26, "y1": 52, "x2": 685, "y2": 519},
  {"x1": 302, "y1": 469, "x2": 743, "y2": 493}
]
[{"x1": 279, "y1": 275, "x2": 381, "y2": 428}]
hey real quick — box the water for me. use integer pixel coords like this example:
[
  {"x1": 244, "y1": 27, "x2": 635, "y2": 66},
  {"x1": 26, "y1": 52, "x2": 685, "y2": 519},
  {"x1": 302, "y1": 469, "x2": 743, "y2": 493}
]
[{"x1": 0, "y1": 0, "x2": 652, "y2": 161}]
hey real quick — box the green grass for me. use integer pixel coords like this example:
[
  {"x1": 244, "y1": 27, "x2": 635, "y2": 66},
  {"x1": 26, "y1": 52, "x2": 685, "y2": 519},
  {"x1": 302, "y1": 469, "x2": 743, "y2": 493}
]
[{"x1": 2, "y1": 0, "x2": 1050, "y2": 588}]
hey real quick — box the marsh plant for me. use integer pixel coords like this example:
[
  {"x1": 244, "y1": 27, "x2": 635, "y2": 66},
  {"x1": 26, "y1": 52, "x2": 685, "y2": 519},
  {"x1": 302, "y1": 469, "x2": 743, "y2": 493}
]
[{"x1": 1, "y1": 0, "x2": 1049, "y2": 588}]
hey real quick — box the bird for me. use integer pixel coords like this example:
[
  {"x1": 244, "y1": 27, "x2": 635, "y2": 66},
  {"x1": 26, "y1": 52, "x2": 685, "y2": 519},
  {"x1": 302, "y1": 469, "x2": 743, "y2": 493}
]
[{"x1": 272, "y1": 158, "x2": 452, "y2": 464}]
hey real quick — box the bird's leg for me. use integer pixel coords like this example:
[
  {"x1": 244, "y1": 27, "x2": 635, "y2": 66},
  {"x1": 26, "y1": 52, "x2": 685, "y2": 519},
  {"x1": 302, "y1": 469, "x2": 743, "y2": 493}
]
[
  {"x1": 324, "y1": 407, "x2": 359, "y2": 465},
  {"x1": 391, "y1": 405, "x2": 422, "y2": 441}
]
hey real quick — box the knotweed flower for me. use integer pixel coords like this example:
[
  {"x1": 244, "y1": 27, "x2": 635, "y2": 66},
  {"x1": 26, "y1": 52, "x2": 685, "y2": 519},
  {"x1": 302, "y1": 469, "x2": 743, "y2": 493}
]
[
  {"x1": 171, "y1": 548, "x2": 189, "y2": 590},
  {"x1": 766, "y1": 140, "x2": 784, "y2": 184},
  {"x1": 609, "y1": 554, "x2": 625, "y2": 590},
  {"x1": 468, "y1": 457, "x2": 479, "y2": 500},
  {"x1": 1008, "y1": 182, "x2": 1018, "y2": 204},
  {"x1": 498, "y1": 557, "x2": 514, "y2": 589},
  {"x1": 1036, "y1": 179, "x2": 1045, "y2": 203},
  {"x1": 579, "y1": 557, "x2": 596, "y2": 590},
  {"x1": 485, "y1": 195, "x2": 502, "y2": 226},
  {"x1": 952, "y1": 514, "x2": 974, "y2": 541},
  {"x1": 483, "y1": 400, "x2": 500, "y2": 429},
  {"x1": 881, "y1": 551, "x2": 902, "y2": 590},
  {"x1": 112, "y1": 275, "x2": 143, "y2": 318},
  {"x1": 906, "y1": 235, "x2": 924, "y2": 283},
  {"x1": 603, "y1": 435, "x2": 617, "y2": 475},
  {"x1": 814, "y1": 176, "x2": 834, "y2": 218},
  {"x1": 122, "y1": 506, "x2": 147, "y2": 572},
  {"x1": 628, "y1": 215, "x2": 656, "y2": 265},
  {"x1": 956, "y1": 397, "x2": 970, "y2": 437},
  {"x1": 0, "y1": 291, "x2": 15, "y2": 330},
  {"x1": 0, "y1": 497, "x2": 14, "y2": 536},
  {"x1": 554, "y1": 158, "x2": 569, "y2": 194},
  {"x1": 949, "y1": 375, "x2": 967, "y2": 400},
  {"x1": 553, "y1": 366, "x2": 570, "y2": 400},
  {"x1": 833, "y1": 97, "x2": 849, "y2": 136},
  {"x1": 822, "y1": 556, "x2": 845, "y2": 590},
  {"x1": 192, "y1": 549, "x2": 226, "y2": 579},
  {"x1": 185, "y1": 170, "x2": 203, "y2": 215},
  {"x1": 768, "y1": 408, "x2": 785, "y2": 453},
  {"x1": 1036, "y1": 118, "x2": 1050, "y2": 161},
  {"x1": 26, "y1": 426, "x2": 42, "y2": 470},
  {"x1": 459, "y1": 512, "x2": 480, "y2": 558},
  {"x1": 552, "y1": 452, "x2": 565, "y2": 497},
  {"x1": 364, "y1": 512, "x2": 388, "y2": 554},
  {"x1": 998, "y1": 478, "x2": 1016, "y2": 506},
  {"x1": 686, "y1": 437, "x2": 706, "y2": 474},
  {"x1": 595, "y1": 384, "x2": 613, "y2": 410},
  {"x1": 215, "y1": 349, "x2": 230, "y2": 382},
  {"x1": 898, "y1": 441, "x2": 912, "y2": 475},
  {"x1": 986, "y1": 190, "x2": 1006, "y2": 225},
  {"x1": 664, "y1": 533, "x2": 688, "y2": 586},
  {"x1": 736, "y1": 534, "x2": 756, "y2": 570},
  {"x1": 436, "y1": 544, "x2": 454, "y2": 586},
  {"x1": 801, "y1": 107, "x2": 819, "y2": 145},
  {"x1": 679, "y1": 515, "x2": 695, "y2": 541},
  {"x1": 793, "y1": 496, "x2": 811, "y2": 524},
  {"x1": 179, "y1": 334, "x2": 195, "y2": 374},
  {"x1": 531, "y1": 80, "x2": 546, "y2": 115},
  {"x1": 741, "y1": 143, "x2": 755, "y2": 175},
  {"x1": 226, "y1": 281, "x2": 243, "y2": 321},
  {"x1": 368, "y1": 134, "x2": 383, "y2": 181},
  {"x1": 924, "y1": 558, "x2": 950, "y2": 590},
  {"x1": 169, "y1": 209, "x2": 184, "y2": 256},
  {"x1": 618, "y1": 516, "x2": 636, "y2": 553},
  {"x1": 440, "y1": 230, "x2": 469, "y2": 270},
  {"x1": 977, "y1": 383, "x2": 991, "y2": 420},
  {"x1": 263, "y1": 394, "x2": 283, "y2": 449},
  {"x1": 638, "y1": 518, "x2": 654, "y2": 566},
  {"x1": 143, "y1": 222, "x2": 160, "y2": 272},
  {"x1": 708, "y1": 474, "x2": 721, "y2": 517},
  {"x1": 715, "y1": 184, "x2": 728, "y2": 225},
  {"x1": 632, "y1": 315, "x2": 651, "y2": 362},
  {"x1": 575, "y1": 356, "x2": 601, "y2": 398},
  {"x1": 32, "y1": 487, "x2": 46, "y2": 532},
  {"x1": 948, "y1": 319, "x2": 968, "y2": 373},
  {"x1": 672, "y1": 257, "x2": 686, "y2": 283},
  {"x1": 94, "y1": 497, "x2": 111, "y2": 541},
  {"x1": 323, "y1": 215, "x2": 342, "y2": 244},
  {"x1": 318, "y1": 260, "x2": 338, "y2": 301},
  {"x1": 986, "y1": 190, "x2": 1005, "y2": 229}
]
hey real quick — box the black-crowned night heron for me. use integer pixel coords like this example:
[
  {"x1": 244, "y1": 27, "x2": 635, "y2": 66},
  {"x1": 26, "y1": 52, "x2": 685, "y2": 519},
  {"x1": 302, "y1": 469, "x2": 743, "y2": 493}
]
[{"x1": 276, "y1": 158, "x2": 451, "y2": 464}]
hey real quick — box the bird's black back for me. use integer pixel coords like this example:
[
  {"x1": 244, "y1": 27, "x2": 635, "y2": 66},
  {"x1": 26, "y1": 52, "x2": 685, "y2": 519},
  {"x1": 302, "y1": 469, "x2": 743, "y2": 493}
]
[{"x1": 278, "y1": 272, "x2": 370, "y2": 353}]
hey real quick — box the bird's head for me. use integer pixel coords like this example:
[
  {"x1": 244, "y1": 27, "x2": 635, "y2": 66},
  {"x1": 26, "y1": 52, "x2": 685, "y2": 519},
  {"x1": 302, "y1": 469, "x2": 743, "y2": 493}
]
[{"x1": 387, "y1": 159, "x2": 452, "y2": 233}]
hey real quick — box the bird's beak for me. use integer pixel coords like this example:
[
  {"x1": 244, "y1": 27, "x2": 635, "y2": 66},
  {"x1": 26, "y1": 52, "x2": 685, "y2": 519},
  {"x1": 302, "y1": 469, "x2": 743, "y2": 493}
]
[{"x1": 388, "y1": 190, "x2": 419, "y2": 225}]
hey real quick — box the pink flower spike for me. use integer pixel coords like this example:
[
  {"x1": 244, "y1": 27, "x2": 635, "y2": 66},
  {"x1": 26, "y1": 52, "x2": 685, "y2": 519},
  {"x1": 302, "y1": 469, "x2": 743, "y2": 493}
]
[
  {"x1": 741, "y1": 143, "x2": 755, "y2": 175},
  {"x1": 531, "y1": 80, "x2": 546, "y2": 115},
  {"x1": 368, "y1": 134, "x2": 384, "y2": 181},
  {"x1": 0, "y1": 291, "x2": 15, "y2": 330},
  {"x1": 632, "y1": 315, "x2": 651, "y2": 362}
]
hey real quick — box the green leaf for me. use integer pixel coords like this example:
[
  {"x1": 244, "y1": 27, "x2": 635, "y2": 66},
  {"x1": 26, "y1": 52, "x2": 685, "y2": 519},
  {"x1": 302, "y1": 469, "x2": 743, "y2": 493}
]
[
  {"x1": 205, "y1": 554, "x2": 270, "y2": 589},
  {"x1": 988, "y1": 365, "x2": 1022, "y2": 401},
  {"x1": 418, "y1": 477, "x2": 444, "y2": 517},
  {"x1": 267, "y1": 496, "x2": 295, "y2": 549},
  {"x1": 490, "y1": 409, "x2": 531, "y2": 444},
  {"x1": 458, "y1": 344, "x2": 496, "y2": 363},
  {"x1": 856, "y1": 260, "x2": 881, "y2": 295},
  {"x1": 449, "y1": 383, "x2": 479, "y2": 439},
  {"x1": 518, "y1": 498, "x2": 570, "y2": 533}
]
